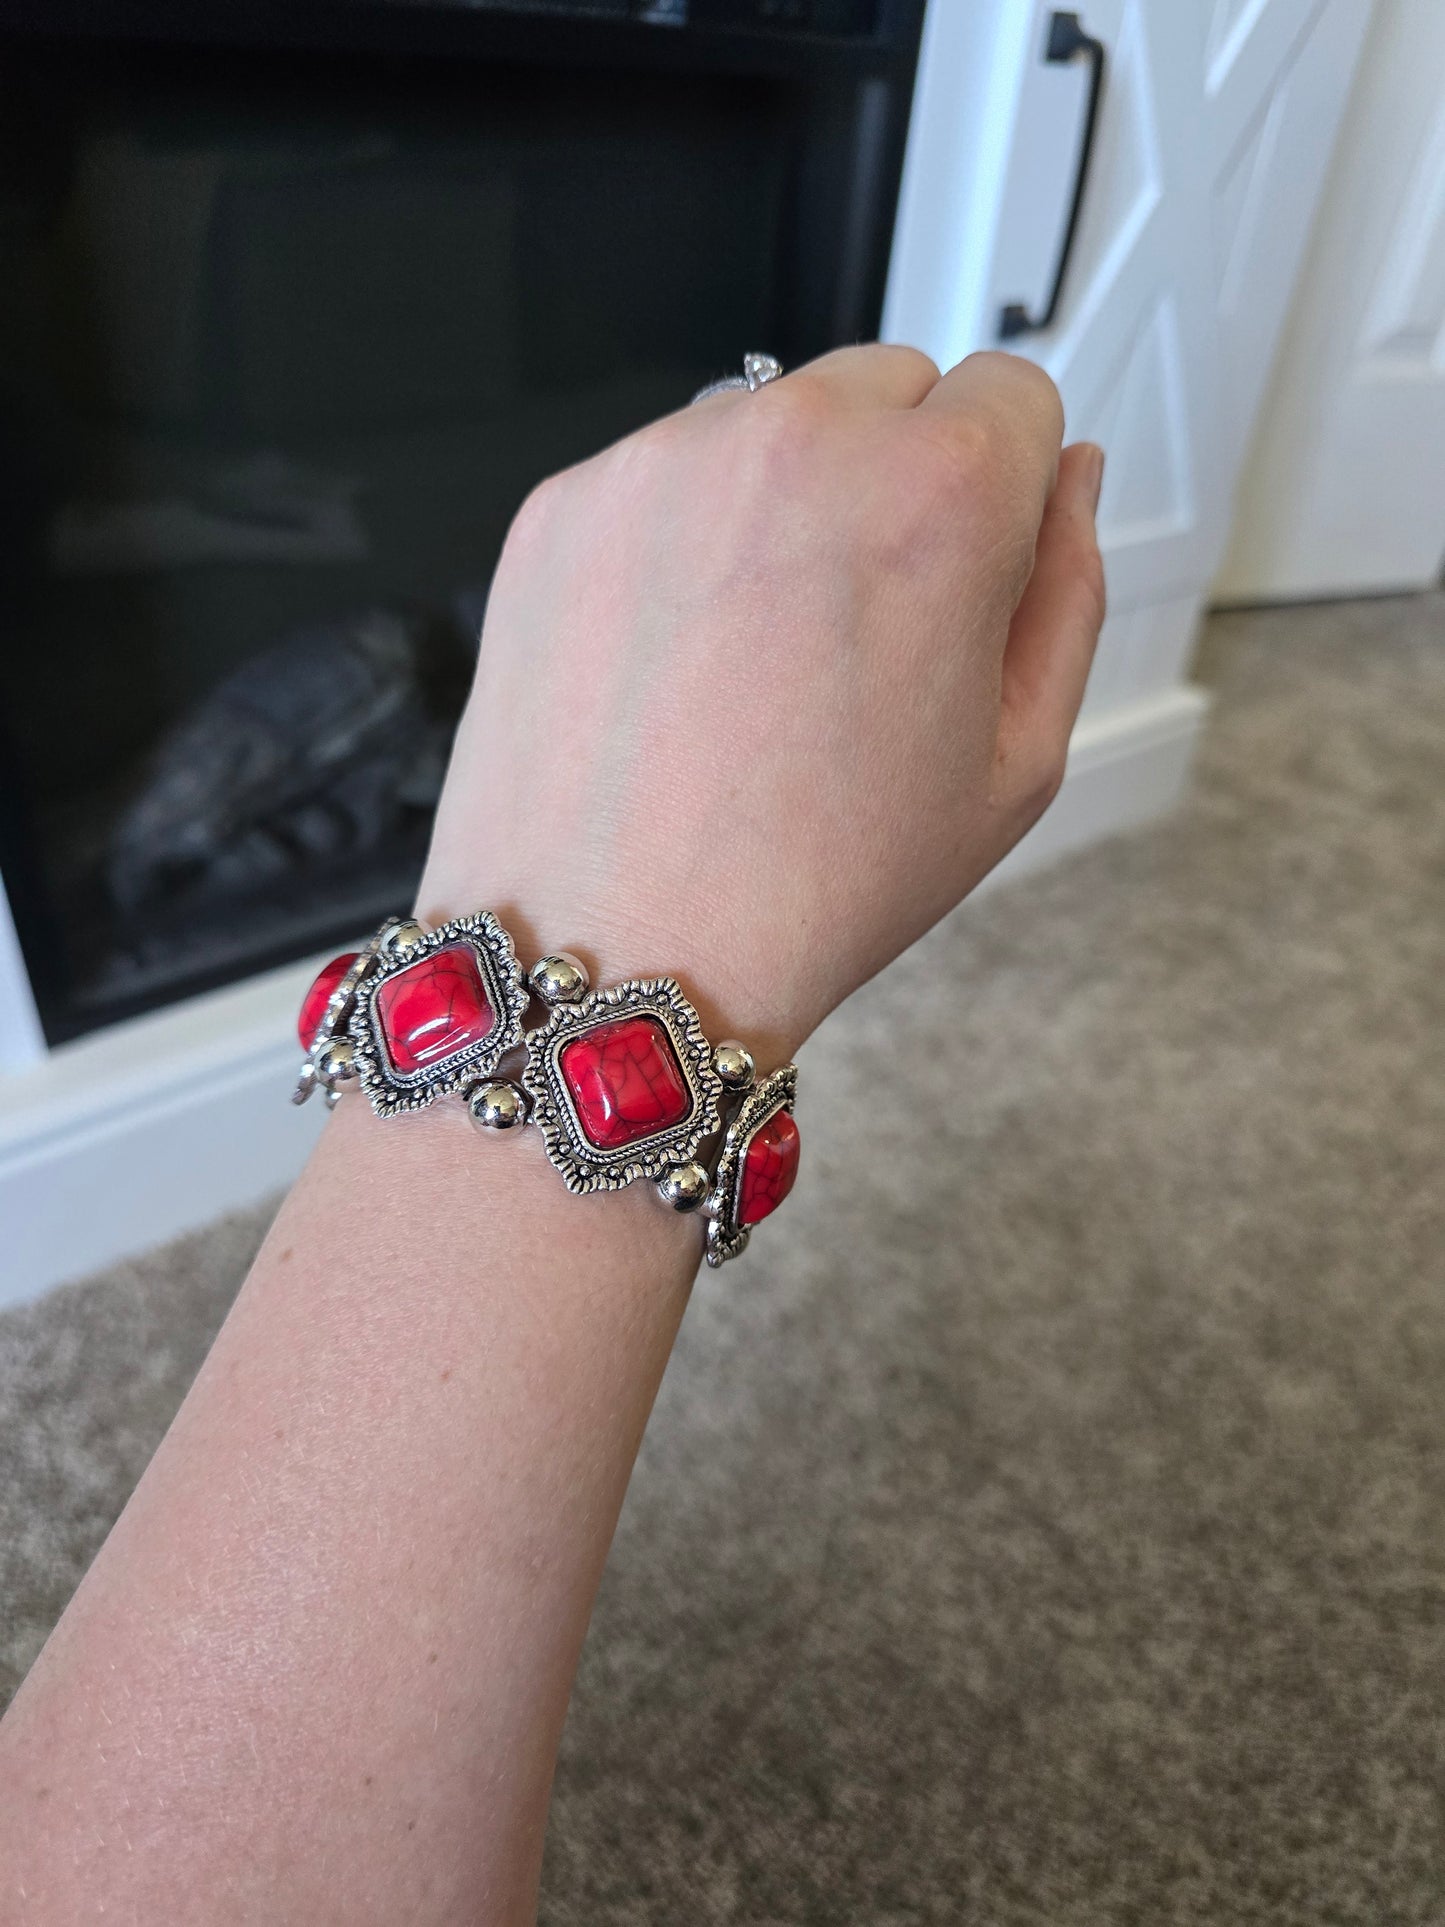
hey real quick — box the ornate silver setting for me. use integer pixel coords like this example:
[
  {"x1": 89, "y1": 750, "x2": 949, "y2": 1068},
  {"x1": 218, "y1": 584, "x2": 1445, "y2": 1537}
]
[
  {"x1": 348, "y1": 911, "x2": 530, "y2": 1119},
  {"x1": 286, "y1": 909, "x2": 803, "y2": 1250},
  {"x1": 706, "y1": 1063, "x2": 799, "y2": 1268},
  {"x1": 522, "y1": 977, "x2": 723, "y2": 1196},
  {"x1": 468, "y1": 1078, "x2": 530, "y2": 1132},
  {"x1": 381, "y1": 918, "x2": 428, "y2": 957},
  {"x1": 713, "y1": 1040, "x2": 755, "y2": 1091},
  {"x1": 529, "y1": 953, "x2": 590, "y2": 1007},
  {"x1": 657, "y1": 1160, "x2": 710, "y2": 1213},
  {"x1": 291, "y1": 921, "x2": 405, "y2": 1105}
]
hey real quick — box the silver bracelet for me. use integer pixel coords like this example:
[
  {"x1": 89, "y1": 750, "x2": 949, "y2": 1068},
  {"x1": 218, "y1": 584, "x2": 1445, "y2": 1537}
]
[{"x1": 292, "y1": 913, "x2": 799, "y2": 1267}]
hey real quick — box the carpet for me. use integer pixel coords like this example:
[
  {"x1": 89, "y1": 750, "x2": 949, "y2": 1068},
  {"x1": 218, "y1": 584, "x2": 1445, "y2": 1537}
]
[{"x1": 3, "y1": 594, "x2": 1443, "y2": 1924}]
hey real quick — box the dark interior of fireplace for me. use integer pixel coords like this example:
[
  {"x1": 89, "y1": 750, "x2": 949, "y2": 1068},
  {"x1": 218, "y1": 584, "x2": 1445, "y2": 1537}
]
[{"x1": 0, "y1": 7, "x2": 920, "y2": 1043}]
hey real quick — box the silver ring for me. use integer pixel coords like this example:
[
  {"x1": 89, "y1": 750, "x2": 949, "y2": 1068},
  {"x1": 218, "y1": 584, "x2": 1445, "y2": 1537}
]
[{"x1": 691, "y1": 352, "x2": 783, "y2": 404}]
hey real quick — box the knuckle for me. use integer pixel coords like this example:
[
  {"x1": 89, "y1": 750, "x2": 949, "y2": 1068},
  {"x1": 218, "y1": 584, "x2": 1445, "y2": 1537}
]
[
  {"x1": 738, "y1": 377, "x2": 833, "y2": 482},
  {"x1": 877, "y1": 341, "x2": 943, "y2": 389},
  {"x1": 997, "y1": 717, "x2": 1070, "y2": 827},
  {"x1": 1036, "y1": 745, "x2": 1069, "y2": 813},
  {"x1": 603, "y1": 414, "x2": 684, "y2": 490},
  {"x1": 1015, "y1": 739, "x2": 1069, "y2": 823},
  {"x1": 761, "y1": 375, "x2": 834, "y2": 441},
  {"x1": 967, "y1": 349, "x2": 1064, "y2": 427},
  {"x1": 1078, "y1": 540, "x2": 1108, "y2": 632},
  {"x1": 504, "y1": 471, "x2": 567, "y2": 552},
  {"x1": 914, "y1": 416, "x2": 1001, "y2": 516}
]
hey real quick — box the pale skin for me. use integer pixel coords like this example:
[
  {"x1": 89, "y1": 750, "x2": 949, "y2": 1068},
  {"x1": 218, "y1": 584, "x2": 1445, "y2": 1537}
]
[{"x1": 0, "y1": 346, "x2": 1105, "y2": 1922}]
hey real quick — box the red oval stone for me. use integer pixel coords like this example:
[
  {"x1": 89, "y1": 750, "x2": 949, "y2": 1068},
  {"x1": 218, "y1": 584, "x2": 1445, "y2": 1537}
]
[
  {"x1": 559, "y1": 1014, "x2": 693, "y2": 1151},
  {"x1": 297, "y1": 952, "x2": 359, "y2": 1049},
  {"x1": 738, "y1": 1109, "x2": 800, "y2": 1226},
  {"x1": 374, "y1": 942, "x2": 497, "y2": 1077}
]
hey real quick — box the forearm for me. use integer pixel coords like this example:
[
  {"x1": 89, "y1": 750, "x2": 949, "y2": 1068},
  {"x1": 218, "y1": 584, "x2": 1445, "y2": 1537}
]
[
  {"x1": 0, "y1": 1096, "x2": 699, "y2": 1923},
  {"x1": 0, "y1": 343, "x2": 1105, "y2": 1924}
]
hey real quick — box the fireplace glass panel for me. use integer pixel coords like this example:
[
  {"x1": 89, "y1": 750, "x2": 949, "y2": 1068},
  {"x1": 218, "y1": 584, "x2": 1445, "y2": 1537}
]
[{"x1": 0, "y1": 12, "x2": 918, "y2": 1042}]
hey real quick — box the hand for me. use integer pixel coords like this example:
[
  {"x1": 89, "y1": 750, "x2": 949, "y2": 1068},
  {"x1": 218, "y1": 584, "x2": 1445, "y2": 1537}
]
[
  {"x1": 420, "y1": 345, "x2": 1105, "y2": 1064},
  {"x1": 0, "y1": 352, "x2": 1105, "y2": 1927}
]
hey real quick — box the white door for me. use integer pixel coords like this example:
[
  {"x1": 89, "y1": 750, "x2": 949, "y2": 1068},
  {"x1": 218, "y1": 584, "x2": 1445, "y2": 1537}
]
[
  {"x1": 1218, "y1": 0, "x2": 1445, "y2": 601},
  {"x1": 885, "y1": 0, "x2": 1373, "y2": 727}
]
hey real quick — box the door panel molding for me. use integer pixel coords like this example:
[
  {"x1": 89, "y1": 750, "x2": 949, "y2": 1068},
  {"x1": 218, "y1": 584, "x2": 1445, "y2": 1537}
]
[{"x1": 888, "y1": 0, "x2": 1371, "y2": 648}]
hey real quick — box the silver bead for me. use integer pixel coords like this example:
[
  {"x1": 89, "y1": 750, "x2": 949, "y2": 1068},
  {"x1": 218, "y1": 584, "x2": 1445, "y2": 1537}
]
[
  {"x1": 382, "y1": 918, "x2": 428, "y2": 956},
  {"x1": 324, "y1": 1086, "x2": 343, "y2": 1111},
  {"x1": 657, "y1": 1161, "x2": 711, "y2": 1213},
  {"x1": 315, "y1": 1038, "x2": 358, "y2": 1087},
  {"x1": 530, "y1": 952, "x2": 589, "y2": 1006},
  {"x1": 713, "y1": 1040, "x2": 755, "y2": 1090},
  {"x1": 468, "y1": 1079, "x2": 529, "y2": 1131}
]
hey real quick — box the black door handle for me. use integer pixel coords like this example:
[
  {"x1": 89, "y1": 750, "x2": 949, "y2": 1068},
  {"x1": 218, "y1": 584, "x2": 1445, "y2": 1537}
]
[{"x1": 998, "y1": 11, "x2": 1107, "y2": 341}]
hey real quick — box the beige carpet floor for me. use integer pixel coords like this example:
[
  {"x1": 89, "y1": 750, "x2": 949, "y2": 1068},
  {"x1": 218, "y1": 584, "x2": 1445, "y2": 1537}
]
[{"x1": 3, "y1": 595, "x2": 1444, "y2": 1924}]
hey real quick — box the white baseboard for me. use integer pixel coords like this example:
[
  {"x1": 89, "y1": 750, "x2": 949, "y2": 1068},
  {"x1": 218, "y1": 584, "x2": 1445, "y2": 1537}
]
[
  {"x1": 0, "y1": 684, "x2": 1210, "y2": 1310},
  {"x1": 0, "y1": 957, "x2": 329, "y2": 1311}
]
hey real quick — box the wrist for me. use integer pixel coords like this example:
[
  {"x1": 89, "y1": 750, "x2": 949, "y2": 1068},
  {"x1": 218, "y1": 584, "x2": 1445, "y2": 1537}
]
[
  {"x1": 319, "y1": 1085, "x2": 701, "y2": 1270},
  {"x1": 414, "y1": 873, "x2": 816, "y2": 1070},
  {"x1": 299, "y1": 896, "x2": 807, "y2": 1265}
]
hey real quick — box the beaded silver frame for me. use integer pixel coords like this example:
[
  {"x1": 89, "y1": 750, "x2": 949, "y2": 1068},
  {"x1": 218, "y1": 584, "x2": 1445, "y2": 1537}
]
[
  {"x1": 522, "y1": 977, "x2": 723, "y2": 1196},
  {"x1": 705, "y1": 1063, "x2": 799, "y2": 1268},
  {"x1": 347, "y1": 912, "x2": 530, "y2": 1119}
]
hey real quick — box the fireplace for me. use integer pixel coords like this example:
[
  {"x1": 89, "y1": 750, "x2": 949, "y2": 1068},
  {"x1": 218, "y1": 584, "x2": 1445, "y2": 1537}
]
[{"x1": 0, "y1": 0, "x2": 924, "y2": 1045}]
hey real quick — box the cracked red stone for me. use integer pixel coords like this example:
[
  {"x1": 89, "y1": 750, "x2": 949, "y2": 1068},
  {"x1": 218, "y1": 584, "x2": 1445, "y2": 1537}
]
[
  {"x1": 559, "y1": 1014, "x2": 693, "y2": 1151},
  {"x1": 737, "y1": 1109, "x2": 800, "y2": 1226},
  {"x1": 297, "y1": 952, "x2": 359, "y2": 1049},
  {"x1": 374, "y1": 942, "x2": 496, "y2": 1077}
]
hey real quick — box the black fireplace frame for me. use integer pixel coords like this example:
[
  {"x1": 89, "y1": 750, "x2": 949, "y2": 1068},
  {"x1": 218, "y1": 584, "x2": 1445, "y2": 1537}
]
[{"x1": 0, "y1": 0, "x2": 927, "y2": 1044}]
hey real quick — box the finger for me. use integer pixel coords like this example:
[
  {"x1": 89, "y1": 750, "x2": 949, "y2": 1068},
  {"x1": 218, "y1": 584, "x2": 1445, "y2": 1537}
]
[
  {"x1": 776, "y1": 341, "x2": 942, "y2": 411},
  {"x1": 919, "y1": 349, "x2": 1066, "y2": 517},
  {"x1": 999, "y1": 441, "x2": 1107, "y2": 759}
]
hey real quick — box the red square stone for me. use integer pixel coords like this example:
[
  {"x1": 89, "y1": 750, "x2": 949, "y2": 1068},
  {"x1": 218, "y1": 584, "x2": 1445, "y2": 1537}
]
[
  {"x1": 559, "y1": 1014, "x2": 693, "y2": 1152},
  {"x1": 375, "y1": 942, "x2": 496, "y2": 1077},
  {"x1": 737, "y1": 1109, "x2": 800, "y2": 1225}
]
